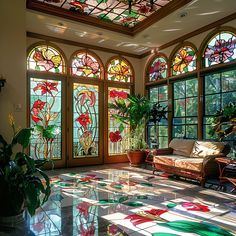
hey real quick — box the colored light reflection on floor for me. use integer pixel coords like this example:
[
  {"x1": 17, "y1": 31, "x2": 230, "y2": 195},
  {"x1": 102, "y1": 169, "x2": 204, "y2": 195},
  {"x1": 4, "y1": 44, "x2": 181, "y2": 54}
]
[{"x1": 28, "y1": 165, "x2": 236, "y2": 236}]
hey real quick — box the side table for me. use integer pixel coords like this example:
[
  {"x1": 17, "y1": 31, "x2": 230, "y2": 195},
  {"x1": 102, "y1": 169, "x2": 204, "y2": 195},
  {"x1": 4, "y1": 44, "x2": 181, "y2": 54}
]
[{"x1": 215, "y1": 157, "x2": 236, "y2": 192}]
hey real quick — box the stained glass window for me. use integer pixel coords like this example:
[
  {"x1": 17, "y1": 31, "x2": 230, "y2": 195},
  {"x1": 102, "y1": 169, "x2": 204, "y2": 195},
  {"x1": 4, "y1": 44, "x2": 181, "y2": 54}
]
[
  {"x1": 203, "y1": 69, "x2": 236, "y2": 139},
  {"x1": 148, "y1": 85, "x2": 168, "y2": 148},
  {"x1": 148, "y1": 56, "x2": 167, "y2": 81},
  {"x1": 71, "y1": 51, "x2": 102, "y2": 78},
  {"x1": 32, "y1": 0, "x2": 172, "y2": 28},
  {"x1": 27, "y1": 45, "x2": 65, "y2": 73},
  {"x1": 203, "y1": 31, "x2": 236, "y2": 67},
  {"x1": 73, "y1": 83, "x2": 99, "y2": 157},
  {"x1": 107, "y1": 58, "x2": 133, "y2": 83},
  {"x1": 108, "y1": 87, "x2": 130, "y2": 155},
  {"x1": 173, "y1": 78, "x2": 198, "y2": 139},
  {"x1": 30, "y1": 78, "x2": 62, "y2": 160},
  {"x1": 171, "y1": 46, "x2": 197, "y2": 76}
]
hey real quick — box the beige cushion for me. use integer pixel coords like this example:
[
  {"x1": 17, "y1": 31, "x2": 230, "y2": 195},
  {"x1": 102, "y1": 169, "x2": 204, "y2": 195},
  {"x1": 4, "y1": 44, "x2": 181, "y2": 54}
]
[
  {"x1": 169, "y1": 139, "x2": 195, "y2": 157},
  {"x1": 153, "y1": 155, "x2": 184, "y2": 166},
  {"x1": 175, "y1": 158, "x2": 204, "y2": 172},
  {"x1": 190, "y1": 141, "x2": 225, "y2": 158}
]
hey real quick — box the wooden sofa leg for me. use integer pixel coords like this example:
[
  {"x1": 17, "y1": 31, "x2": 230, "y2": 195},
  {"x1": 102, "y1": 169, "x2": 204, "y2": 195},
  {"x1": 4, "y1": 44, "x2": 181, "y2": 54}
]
[{"x1": 200, "y1": 178, "x2": 205, "y2": 188}]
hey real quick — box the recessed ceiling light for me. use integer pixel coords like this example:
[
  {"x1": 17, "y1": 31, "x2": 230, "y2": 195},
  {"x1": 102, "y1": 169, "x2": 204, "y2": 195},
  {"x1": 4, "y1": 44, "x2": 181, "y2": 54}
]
[
  {"x1": 179, "y1": 12, "x2": 188, "y2": 18},
  {"x1": 197, "y1": 11, "x2": 220, "y2": 16},
  {"x1": 163, "y1": 28, "x2": 181, "y2": 32},
  {"x1": 98, "y1": 39, "x2": 105, "y2": 43}
]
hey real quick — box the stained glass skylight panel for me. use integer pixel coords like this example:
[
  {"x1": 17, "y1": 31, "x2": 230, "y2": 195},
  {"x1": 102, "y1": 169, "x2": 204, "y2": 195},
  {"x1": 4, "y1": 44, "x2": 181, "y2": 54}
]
[{"x1": 33, "y1": 0, "x2": 172, "y2": 27}]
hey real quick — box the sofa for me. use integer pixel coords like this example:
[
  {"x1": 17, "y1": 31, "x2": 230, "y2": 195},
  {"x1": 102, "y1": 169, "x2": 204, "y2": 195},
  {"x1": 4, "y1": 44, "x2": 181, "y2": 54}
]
[{"x1": 150, "y1": 139, "x2": 230, "y2": 186}]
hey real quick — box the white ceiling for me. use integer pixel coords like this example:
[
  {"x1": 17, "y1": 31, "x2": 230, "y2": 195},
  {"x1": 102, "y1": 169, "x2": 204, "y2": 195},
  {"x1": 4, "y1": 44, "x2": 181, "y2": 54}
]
[{"x1": 26, "y1": 0, "x2": 236, "y2": 55}]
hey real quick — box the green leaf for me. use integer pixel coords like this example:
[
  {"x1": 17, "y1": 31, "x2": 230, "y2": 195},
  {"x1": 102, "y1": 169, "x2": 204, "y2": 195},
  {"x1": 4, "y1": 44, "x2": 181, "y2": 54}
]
[
  {"x1": 140, "y1": 182, "x2": 153, "y2": 187},
  {"x1": 43, "y1": 125, "x2": 56, "y2": 139},
  {"x1": 119, "y1": 124, "x2": 125, "y2": 133},
  {"x1": 25, "y1": 182, "x2": 40, "y2": 216},
  {"x1": 166, "y1": 203, "x2": 177, "y2": 208},
  {"x1": 118, "y1": 196, "x2": 129, "y2": 203},
  {"x1": 13, "y1": 128, "x2": 32, "y2": 148},
  {"x1": 158, "y1": 221, "x2": 234, "y2": 236},
  {"x1": 123, "y1": 201, "x2": 144, "y2": 207},
  {"x1": 99, "y1": 199, "x2": 118, "y2": 204},
  {"x1": 97, "y1": 0, "x2": 108, "y2": 3},
  {"x1": 152, "y1": 234, "x2": 180, "y2": 236}
]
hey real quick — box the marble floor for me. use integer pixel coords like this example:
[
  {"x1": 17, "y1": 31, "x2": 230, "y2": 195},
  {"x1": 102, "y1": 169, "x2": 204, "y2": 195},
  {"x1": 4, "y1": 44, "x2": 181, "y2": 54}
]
[{"x1": 27, "y1": 164, "x2": 236, "y2": 236}]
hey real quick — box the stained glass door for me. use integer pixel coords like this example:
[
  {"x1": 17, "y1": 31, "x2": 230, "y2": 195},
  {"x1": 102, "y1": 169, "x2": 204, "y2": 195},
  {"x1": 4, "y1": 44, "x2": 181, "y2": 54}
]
[
  {"x1": 68, "y1": 80, "x2": 103, "y2": 166},
  {"x1": 29, "y1": 75, "x2": 66, "y2": 168}
]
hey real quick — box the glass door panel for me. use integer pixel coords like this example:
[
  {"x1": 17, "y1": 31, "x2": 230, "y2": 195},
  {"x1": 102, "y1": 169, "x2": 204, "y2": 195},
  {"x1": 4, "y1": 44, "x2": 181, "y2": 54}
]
[
  {"x1": 68, "y1": 82, "x2": 103, "y2": 166},
  {"x1": 29, "y1": 77, "x2": 66, "y2": 168},
  {"x1": 105, "y1": 87, "x2": 130, "y2": 163}
]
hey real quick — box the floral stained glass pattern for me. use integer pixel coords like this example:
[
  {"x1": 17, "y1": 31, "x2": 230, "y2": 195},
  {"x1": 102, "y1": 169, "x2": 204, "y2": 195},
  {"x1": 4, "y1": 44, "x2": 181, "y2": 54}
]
[
  {"x1": 71, "y1": 52, "x2": 101, "y2": 78},
  {"x1": 204, "y1": 31, "x2": 236, "y2": 67},
  {"x1": 149, "y1": 56, "x2": 167, "y2": 81},
  {"x1": 33, "y1": 0, "x2": 172, "y2": 28},
  {"x1": 28, "y1": 45, "x2": 65, "y2": 73},
  {"x1": 73, "y1": 83, "x2": 99, "y2": 157},
  {"x1": 108, "y1": 87, "x2": 130, "y2": 155},
  {"x1": 30, "y1": 78, "x2": 62, "y2": 160},
  {"x1": 107, "y1": 58, "x2": 132, "y2": 82},
  {"x1": 172, "y1": 46, "x2": 197, "y2": 76}
]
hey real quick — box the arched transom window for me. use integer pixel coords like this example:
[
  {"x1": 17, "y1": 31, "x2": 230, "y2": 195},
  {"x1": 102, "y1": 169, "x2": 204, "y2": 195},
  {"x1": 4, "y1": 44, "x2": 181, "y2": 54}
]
[
  {"x1": 71, "y1": 51, "x2": 102, "y2": 78},
  {"x1": 203, "y1": 31, "x2": 236, "y2": 67},
  {"x1": 171, "y1": 45, "x2": 197, "y2": 76},
  {"x1": 27, "y1": 45, "x2": 66, "y2": 73},
  {"x1": 148, "y1": 55, "x2": 168, "y2": 81},
  {"x1": 107, "y1": 57, "x2": 133, "y2": 83}
]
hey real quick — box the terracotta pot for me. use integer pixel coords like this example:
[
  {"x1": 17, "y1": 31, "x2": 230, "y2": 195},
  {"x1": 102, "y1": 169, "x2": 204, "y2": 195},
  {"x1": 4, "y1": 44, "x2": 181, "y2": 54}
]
[{"x1": 127, "y1": 150, "x2": 145, "y2": 167}]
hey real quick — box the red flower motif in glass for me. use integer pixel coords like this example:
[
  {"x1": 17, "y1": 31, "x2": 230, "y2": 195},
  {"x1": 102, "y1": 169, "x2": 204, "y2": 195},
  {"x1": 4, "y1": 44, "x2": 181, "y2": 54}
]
[
  {"x1": 109, "y1": 131, "x2": 122, "y2": 143},
  {"x1": 33, "y1": 81, "x2": 58, "y2": 95},
  {"x1": 76, "y1": 113, "x2": 91, "y2": 129},
  {"x1": 109, "y1": 90, "x2": 128, "y2": 99}
]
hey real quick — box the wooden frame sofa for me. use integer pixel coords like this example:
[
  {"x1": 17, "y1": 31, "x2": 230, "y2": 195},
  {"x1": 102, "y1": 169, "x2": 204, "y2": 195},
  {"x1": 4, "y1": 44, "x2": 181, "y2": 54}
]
[{"x1": 150, "y1": 139, "x2": 231, "y2": 186}]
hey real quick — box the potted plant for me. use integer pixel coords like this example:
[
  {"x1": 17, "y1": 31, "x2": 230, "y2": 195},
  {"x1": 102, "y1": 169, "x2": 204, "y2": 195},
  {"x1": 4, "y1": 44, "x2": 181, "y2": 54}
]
[
  {"x1": 109, "y1": 94, "x2": 151, "y2": 166},
  {"x1": 0, "y1": 115, "x2": 51, "y2": 234},
  {"x1": 148, "y1": 102, "x2": 168, "y2": 148},
  {"x1": 209, "y1": 102, "x2": 236, "y2": 158}
]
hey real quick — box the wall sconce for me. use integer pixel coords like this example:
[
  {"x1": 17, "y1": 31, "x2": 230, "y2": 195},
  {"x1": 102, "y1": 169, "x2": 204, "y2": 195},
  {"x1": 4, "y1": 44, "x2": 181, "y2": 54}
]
[{"x1": 0, "y1": 75, "x2": 6, "y2": 92}]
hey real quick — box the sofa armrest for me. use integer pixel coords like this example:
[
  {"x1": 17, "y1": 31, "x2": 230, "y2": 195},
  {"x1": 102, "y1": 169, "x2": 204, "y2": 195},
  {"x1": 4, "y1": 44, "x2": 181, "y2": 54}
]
[
  {"x1": 145, "y1": 148, "x2": 173, "y2": 163},
  {"x1": 155, "y1": 148, "x2": 173, "y2": 155}
]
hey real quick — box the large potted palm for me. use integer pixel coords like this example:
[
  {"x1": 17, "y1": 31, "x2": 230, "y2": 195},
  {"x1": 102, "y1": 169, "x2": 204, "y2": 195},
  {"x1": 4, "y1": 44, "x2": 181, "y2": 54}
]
[
  {"x1": 109, "y1": 94, "x2": 151, "y2": 166},
  {"x1": 0, "y1": 115, "x2": 51, "y2": 234}
]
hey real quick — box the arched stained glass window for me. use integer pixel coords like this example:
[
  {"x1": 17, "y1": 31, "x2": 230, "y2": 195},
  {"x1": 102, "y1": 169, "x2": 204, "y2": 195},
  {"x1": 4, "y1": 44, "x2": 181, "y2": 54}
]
[
  {"x1": 148, "y1": 55, "x2": 167, "y2": 81},
  {"x1": 203, "y1": 31, "x2": 236, "y2": 67},
  {"x1": 27, "y1": 45, "x2": 65, "y2": 73},
  {"x1": 107, "y1": 57, "x2": 133, "y2": 82},
  {"x1": 71, "y1": 51, "x2": 102, "y2": 78},
  {"x1": 171, "y1": 46, "x2": 197, "y2": 76}
]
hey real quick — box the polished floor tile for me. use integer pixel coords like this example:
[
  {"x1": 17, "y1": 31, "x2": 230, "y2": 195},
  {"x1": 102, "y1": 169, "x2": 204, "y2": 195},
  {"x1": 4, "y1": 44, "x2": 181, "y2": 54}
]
[{"x1": 27, "y1": 164, "x2": 236, "y2": 236}]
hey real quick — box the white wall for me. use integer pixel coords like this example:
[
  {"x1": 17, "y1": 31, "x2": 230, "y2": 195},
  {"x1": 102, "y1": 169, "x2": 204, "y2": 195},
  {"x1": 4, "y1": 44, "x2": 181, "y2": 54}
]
[{"x1": 0, "y1": 0, "x2": 26, "y2": 141}]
